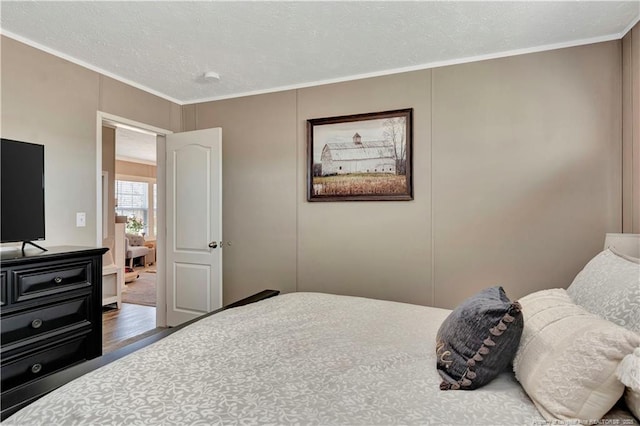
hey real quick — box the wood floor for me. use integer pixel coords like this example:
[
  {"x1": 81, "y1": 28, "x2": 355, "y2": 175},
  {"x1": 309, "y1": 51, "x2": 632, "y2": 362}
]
[{"x1": 102, "y1": 303, "x2": 163, "y2": 353}]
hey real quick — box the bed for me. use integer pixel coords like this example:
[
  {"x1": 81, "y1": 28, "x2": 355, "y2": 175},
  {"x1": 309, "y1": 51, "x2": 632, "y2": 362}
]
[{"x1": 3, "y1": 235, "x2": 640, "y2": 425}]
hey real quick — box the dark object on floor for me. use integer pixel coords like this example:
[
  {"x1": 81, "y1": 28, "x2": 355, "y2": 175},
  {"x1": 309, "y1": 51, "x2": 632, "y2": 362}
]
[{"x1": 124, "y1": 266, "x2": 139, "y2": 283}]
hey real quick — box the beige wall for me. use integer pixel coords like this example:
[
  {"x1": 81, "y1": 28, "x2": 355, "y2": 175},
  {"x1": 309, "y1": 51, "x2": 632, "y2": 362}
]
[
  {"x1": 116, "y1": 160, "x2": 157, "y2": 179},
  {"x1": 1, "y1": 34, "x2": 629, "y2": 309},
  {"x1": 100, "y1": 77, "x2": 181, "y2": 134},
  {"x1": 187, "y1": 91, "x2": 298, "y2": 304},
  {"x1": 102, "y1": 126, "x2": 116, "y2": 253},
  {"x1": 432, "y1": 42, "x2": 621, "y2": 307},
  {"x1": 2, "y1": 37, "x2": 99, "y2": 246},
  {"x1": 622, "y1": 22, "x2": 640, "y2": 233},
  {"x1": 1, "y1": 36, "x2": 181, "y2": 247},
  {"x1": 296, "y1": 71, "x2": 433, "y2": 305},
  {"x1": 193, "y1": 41, "x2": 623, "y2": 307}
]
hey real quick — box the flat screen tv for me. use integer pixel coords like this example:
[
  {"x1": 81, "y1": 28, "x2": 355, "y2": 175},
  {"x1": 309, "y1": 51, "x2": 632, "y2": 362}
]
[{"x1": 1, "y1": 138, "x2": 46, "y2": 252}]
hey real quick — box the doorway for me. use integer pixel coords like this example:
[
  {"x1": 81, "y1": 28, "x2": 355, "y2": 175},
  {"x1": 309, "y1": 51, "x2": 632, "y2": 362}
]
[
  {"x1": 115, "y1": 126, "x2": 158, "y2": 310},
  {"x1": 96, "y1": 112, "x2": 171, "y2": 353}
]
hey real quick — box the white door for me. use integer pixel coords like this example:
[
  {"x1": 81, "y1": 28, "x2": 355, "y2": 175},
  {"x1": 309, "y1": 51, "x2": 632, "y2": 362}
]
[{"x1": 166, "y1": 128, "x2": 222, "y2": 326}]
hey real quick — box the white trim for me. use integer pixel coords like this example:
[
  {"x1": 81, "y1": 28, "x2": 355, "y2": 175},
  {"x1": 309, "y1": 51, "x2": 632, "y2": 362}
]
[
  {"x1": 96, "y1": 114, "x2": 104, "y2": 248},
  {"x1": 621, "y1": 14, "x2": 640, "y2": 38},
  {"x1": 113, "y1": 122, "x2": 158, "y2": 137},
  {"x1": 96, "y1": 112, "x2": 171, "y2": 248},
  {"x1": 102, "y1": 171, "x2": 109, "y2": 240},
  {"x1": 1, "y1": 30, "x2": 184, "y2": 105},
  {"x1": 116, "y1": 173, "x2": 156, "y2": 183},
  {"x1": 185, "y1": 32, "x2": 628, "y2": 104},
  {"x1": 96, "y1": 111, "x2": 172, "y2": 327},
  {"x1": 155, "y1": 135, "x2": 167, "y2": 328},
  {"x1": 100, "y1": 112, "x2": 172, "y2": 137},
  {"x1": 3, "y1": 24, "x2": 635, "y2": 105}
]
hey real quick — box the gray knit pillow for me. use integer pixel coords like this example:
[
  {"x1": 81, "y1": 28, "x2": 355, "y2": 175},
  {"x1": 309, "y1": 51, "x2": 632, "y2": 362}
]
[{"x1": 436, "y1": 286, "x2": 523, "y2": 390}]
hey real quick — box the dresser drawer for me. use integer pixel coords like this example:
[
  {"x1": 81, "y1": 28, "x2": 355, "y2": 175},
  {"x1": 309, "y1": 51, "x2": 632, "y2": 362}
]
[
  {"x1": 0, "y1": 271, "x2": 6, "y2": 306},
  {"x1": 1, "y1": 333, "x2": 90, "y2": 391},
  {"x1": 1, "y1": 296, "x2": 91, "y2": 349},
  {"x1": 12, "y1": 260, "x2": 92, "y2": 303},
  {"x1": 0, "y1": 247, "x2": 106, "y2": 413}
]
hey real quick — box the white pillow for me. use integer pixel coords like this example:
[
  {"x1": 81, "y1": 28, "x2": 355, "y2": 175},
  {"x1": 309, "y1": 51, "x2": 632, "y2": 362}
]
[
  {"x1": 567, "y1": 249, "x2": 640, "y2": 333},
  {"x1": 616, "y1": 347, "x2": 640, "y2": 419},
  {"x1": 626, "y1": 389, "x2": 640, "y2": 420},
  {"x1": 513, "y1": 289, "x2": 640, "y2": 421}
]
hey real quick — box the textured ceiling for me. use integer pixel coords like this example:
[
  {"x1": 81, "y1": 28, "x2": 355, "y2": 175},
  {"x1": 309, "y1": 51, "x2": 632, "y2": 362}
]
[
  {"x1": 1, "y1": 1, "x2": 639, "y2": 105},
  {"x1": 115, "y1": 127, "x2": 157, "y2": 165}
]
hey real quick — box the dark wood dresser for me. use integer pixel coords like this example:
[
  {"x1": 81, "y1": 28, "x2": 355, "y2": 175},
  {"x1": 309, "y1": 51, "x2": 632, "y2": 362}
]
[{"x1": 0, "y1": 246, "x2": 107, "y2": 405}]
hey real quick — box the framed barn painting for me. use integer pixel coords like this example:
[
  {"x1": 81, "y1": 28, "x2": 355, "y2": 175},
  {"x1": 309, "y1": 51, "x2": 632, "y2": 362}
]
[{"x1": 307, "y1": 108, "x2": 413, "y2": 202}]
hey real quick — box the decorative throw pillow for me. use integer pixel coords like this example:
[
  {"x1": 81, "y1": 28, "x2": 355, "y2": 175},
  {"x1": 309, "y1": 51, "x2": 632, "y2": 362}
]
[
  {"x1": 616, "y1": 348, "x2": 640, "y2": 420},
  {"x1": 625, "y1": 389, "x2": 640, "y2": 421},
  {"x1": 567, "y1": 249, "x2": 640, "y2": 333},
  {"x1": 126, "y1": 233, "x2": 145, "y2": 247},
  {"x1": 436, "y1": 286, "x2": 524, "y2": 390},
  {"x1": 513, "y1": 289, "x2": 640, "y2": 421}
]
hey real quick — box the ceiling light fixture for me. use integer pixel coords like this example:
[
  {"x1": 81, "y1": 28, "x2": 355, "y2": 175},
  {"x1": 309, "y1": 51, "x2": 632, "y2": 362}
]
[{"x1": 203, "y1": 71, "x2": 220, "y2": 81}]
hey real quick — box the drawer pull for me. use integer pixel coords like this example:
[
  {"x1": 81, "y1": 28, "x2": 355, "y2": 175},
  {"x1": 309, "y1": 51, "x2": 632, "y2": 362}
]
[
  {"x1": 53, "y1": 277, "x2": 63, "y2": 284},
  {"x1": 31, "y1": 363, "x2": 42, "y2": 374},
  {"x1": 31, "y1": 318, "x2": 43, "y2": 329}
]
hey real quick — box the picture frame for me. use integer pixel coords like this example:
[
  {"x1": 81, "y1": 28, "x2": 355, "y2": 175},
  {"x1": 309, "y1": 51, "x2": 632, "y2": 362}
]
[{"x1": 307, "y1": 108, "x2": 413, "y2": 202}]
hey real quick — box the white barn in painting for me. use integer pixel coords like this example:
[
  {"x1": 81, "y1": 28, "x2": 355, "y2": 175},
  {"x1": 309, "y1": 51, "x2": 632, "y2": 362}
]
[{"x1": 320, "y1": 133, "x2": 396, "y2": 176}]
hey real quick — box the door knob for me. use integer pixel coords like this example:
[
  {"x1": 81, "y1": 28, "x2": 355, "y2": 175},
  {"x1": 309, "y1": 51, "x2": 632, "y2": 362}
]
[{"x1": 209, "y1": 242, "x2": 217, "y2": 249}]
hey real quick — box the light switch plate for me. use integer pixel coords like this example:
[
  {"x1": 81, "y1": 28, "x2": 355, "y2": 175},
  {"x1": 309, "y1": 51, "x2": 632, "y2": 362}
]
[{"x1": 76, "y1": 212, "x2": 86, "y2": 227}]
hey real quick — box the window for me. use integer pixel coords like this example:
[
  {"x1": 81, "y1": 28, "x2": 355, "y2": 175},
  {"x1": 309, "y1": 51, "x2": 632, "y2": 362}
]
[{"x1": 115, "y1": 178, "x2": 156, "y2": 239}]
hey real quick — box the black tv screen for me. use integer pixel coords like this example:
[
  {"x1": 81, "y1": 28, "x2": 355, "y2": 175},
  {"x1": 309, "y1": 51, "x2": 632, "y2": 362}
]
[{"x1": 1, "y1": 139, "x2": 45, "y2": 243}]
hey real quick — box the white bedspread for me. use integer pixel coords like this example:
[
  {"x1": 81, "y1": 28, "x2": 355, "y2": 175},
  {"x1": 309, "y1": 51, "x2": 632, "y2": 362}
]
[{"x1": 7, "y1": 292, "x2": 545, "y2": 425}]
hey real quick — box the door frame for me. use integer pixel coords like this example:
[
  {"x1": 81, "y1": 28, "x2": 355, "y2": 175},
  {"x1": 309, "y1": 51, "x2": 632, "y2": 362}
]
[{"x1": 96, "y1": 111, "x2": 172, "y2": 327}]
